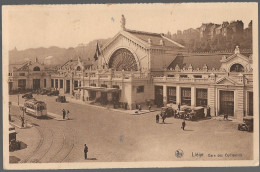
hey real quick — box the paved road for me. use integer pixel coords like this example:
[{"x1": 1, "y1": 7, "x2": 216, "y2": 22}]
[{"x1": 9, "y1": 94, "x2": 253, "y2": 162}]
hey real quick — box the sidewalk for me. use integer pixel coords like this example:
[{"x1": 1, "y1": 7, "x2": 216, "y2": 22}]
[
  {"x1": 211, "y1": 115, "x2": 241, "y2": 123},
  {"x1": 66, "y1": 96, "x2": 160, "y2": 115}
]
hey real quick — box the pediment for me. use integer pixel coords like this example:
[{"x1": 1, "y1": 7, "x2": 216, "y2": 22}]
[
  {"x1": 221, "y1": 53, "x2": 249, "y2": 63},
  {"x1": 101, "y1": 31, "x2": 149, "y2": 52},
  {"x1": 216, "y1": 77, "x2": 236, "y2": 85}
]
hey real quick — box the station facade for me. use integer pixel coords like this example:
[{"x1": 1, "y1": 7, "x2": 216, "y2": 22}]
[{"x1": 9, "y1": 17, "x2": 254, "y2": 121}]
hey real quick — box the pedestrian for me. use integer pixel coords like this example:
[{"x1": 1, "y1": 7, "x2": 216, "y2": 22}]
[
  {"x1": 156, "y1": 114, "x2": 159, "y2": 123},
  {"x1": 178, "y1": 103, "x2": 181, "y2": 110},
  {"x1": 84, "y1": 144, "x2": 88, "y2": 160},
  {"x1": 139, "y1": 104, "x2": 142, "y2": 111},
  {"x1": 136, "y1": 103, "x2": 138, "y2": 109},
  {"x1": 148, "y1": 104, "x2": 151, "y2": 111},
  {"x1": 182, "y1": 120, "x2": 186, "y2": 130},
  {"x1": 67, "y1": 110, "x2": 70, "y2": 120},
  {"x1": 21, "y1": 116, "x2": 25, "y2": 128},
  {"x1": 62, "y1": 109, "x2": 66, "y2": 119}
]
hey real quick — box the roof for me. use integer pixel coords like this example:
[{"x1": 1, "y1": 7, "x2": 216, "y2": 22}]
[
  {"x1": 168, "y1": 54, "x2": 223, "y2": 70},
  {"x1": 125, "y1": 29, "x2": 184, "y2": 48},
  {"x1": 60, "y1": 58, "x2": 92, "y2": 70}
]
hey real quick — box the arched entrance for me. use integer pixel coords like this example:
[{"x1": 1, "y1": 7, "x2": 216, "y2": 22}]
[
  {"x1": 108, "y1": 48, "x2": 138, "y2": 71},
  {"x1": 230, "y1": 63, "x2": 244, "y2": 72}
]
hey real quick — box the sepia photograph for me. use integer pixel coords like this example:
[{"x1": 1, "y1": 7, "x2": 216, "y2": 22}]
[{"x1": 2, "y1": 2, "x2": 259, "y2": 169}]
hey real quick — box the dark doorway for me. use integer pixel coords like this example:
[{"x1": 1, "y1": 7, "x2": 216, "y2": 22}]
[
  {"x1": 248, "y1": 92, "x2": 253, "y2": 116},
  {"x1": 33, "y1": 79, "x2": 40, "y2": 90},
  {"x1": 219, "y1": 90, "x2": 234, "y2": 116},
  {"x1": 66, "y1": 80, "x2": 70, "y2": 93},
  {"x1": 155, "y1": 86, "x2": 163, "y2": 107},
  {"x1": 101, "y1": 92, "x2": 108, "y2": 105}
]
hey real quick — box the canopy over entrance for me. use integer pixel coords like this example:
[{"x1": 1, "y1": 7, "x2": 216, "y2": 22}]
[{"x1": 77, "y1": 86, "x2": 120, "y2": 93}]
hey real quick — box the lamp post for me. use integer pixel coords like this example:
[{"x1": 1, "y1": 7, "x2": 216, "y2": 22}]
[{"x1": 18, "y1": 94, "x2": 20, "y2": 106}]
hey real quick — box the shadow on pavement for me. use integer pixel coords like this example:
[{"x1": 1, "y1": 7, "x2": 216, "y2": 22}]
[
  {"x1": 87, "y1": 158, "x2": 97, "y2": 160},
  {"x1": 183, "y1": 129, "x2": 194, "y2": 131}
]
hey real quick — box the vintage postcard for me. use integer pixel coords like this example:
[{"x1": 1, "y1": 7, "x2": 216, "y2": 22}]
[{"x1": 2, "y1": 2, "x2": 259, "y2": 169}]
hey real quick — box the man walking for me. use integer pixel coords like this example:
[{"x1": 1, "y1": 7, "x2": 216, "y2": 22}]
[
  {"x1": 156, "y1": 114, "x2": 159, "y2": 123},
  {"x1": 84, "y1": 144, "x2": 88, "y2": 160},
  {"x1": 182, "y1": 120, "x2": 186, "y2": 130},
  {"x1": 62, "y1": 109, "x2": 66, "y2": 119}
]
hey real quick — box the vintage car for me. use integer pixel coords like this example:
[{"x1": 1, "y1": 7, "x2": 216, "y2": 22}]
[
  {"x1": 56, "y1": 96, "x2": 66, "y2": 103},
  {"x1": 160, "y1": 107, "x2": 175, "y2": 118},
  {"x1": 22, "y1": 93, "x2": 33, "y2": 99},
  {"x1": 47, "y1": 90, "x2": 59, "y2": 96},
  {"x1": 40, "y1": 89, "x2": 51, "y2": 95},
  {"x1": 186, "y1": 106, "x2": 205, "y2": 121},
  {"x1": 238, "y1": 116, "x2": 253, "y2": 132}
]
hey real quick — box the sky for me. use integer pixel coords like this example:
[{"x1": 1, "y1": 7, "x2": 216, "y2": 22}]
[{"x1": 2, "y1": 3, "x2": 257, "y2": 50}]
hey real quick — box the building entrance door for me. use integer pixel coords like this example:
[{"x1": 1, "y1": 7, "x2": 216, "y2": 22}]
[
  {"x1": 66, "y1": 80, "x2": 70, "y2": 93},
  {"x1": 33, "y1": 79, "x2": 41, "y2": 90},
  {"x1": 155, "y1": 86, "x2": 163, "y2": 107},
  {"x1": 219, "y1": 90, "x2": 234, "y2": 116}
]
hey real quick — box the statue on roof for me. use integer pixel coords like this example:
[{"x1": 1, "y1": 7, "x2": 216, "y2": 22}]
[
  {"x1": 234, "y1": 45, "x2": 240, "y2": 54},
  {"x1": 121, "y1": 14, "x2": 126, "y2": 30}
]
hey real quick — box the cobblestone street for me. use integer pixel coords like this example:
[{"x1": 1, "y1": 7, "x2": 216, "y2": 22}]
[{"x1": 9, "y1": 94, "x2": 253, "y2": 163}]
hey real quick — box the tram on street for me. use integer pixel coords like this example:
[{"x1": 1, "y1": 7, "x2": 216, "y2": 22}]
[{"x1": 24, "y1": 99, "x2": 47, "y2": 117}]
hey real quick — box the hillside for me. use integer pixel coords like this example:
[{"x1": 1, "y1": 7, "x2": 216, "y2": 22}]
[{"x1": 8, "y1": 38, "x2": 110, "y2": 67}]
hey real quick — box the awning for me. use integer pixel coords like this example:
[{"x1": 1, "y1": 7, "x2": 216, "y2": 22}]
[{"x1": 77, "y1": 86, "x2": 120, "y2": 93}]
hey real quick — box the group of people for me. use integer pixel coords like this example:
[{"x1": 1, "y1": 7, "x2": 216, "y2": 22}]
[{"x1": 62, "y1": 109, "x2": 70, "y2": 120}]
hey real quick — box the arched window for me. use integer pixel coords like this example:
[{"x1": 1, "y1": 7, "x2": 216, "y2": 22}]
[
  {"x1": 230, "y1": 63, "x2": 244, "y2": 72},
  {"x1": 76, "y1": 66, "x2": 81, "y2": 71},
  {"x1": 33, "y1": 66, "x2": 40, "y2": 71}
]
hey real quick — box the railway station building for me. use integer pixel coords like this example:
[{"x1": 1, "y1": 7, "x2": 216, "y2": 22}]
[{"x1": 9, "y1": 16, "x2": 254, "y2": 121}]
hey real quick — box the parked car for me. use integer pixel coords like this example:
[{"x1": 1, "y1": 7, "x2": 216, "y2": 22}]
[
  {"x1": 161, "y1": 107, "x2": 175, "y2": 118},
  {"x1": 40, "y1": 89, "x2": 50, "y2": 95},
  {"x1": 56, "y1": 96, "x2": 66, "y2": 103},
  {"x1": 186, "y1": 106, "x2": 205, "y2": 121},
  {"x1": 22, "y1": 93, "x2": 33, "y2": 99},
  {"x1": 238, "y1": 116, "x2": 253, "y2": 132},
  {"x1": 47, "y1": 90, "x2": 59, "y2": 96}
]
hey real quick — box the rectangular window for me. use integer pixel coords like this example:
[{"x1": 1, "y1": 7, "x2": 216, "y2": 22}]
[
  {"x1": 18, "y1": 79, "x2": 26, "y2": 89},
  {"x1": 181, "y1": 88, "x2": 191, "y2": 106},
  {"x1": 101, "y1": 84, "x2": 107, "y2": 88},
  {"x1": 196, "y1": 88, "x2": 208, "y2": 107},
  {"x1": 8, "y1": 73, "x2": 12, "y2": 76},
  {"x1": 74, "y1": 81, "x2": 78, "y2": 90},
  {"x1": 112, "y1": 85, "x2": 119, "y2": 89},
  {"x1": 44, "y1": 79, "x2": 46, "y2": 88},
  {"x1": 51, "y1": 79, "x2": 54, "y2": 88},
  {"x1": 167, "y1": 75, "x2": 174, "y2": 77},
  {"x1": 55, "y1": 79, "x2": 58, "y2": 88},
  {"x1": 137, "y1": 86, "x2": 144, "y2": 93},
  {"x1": 180, "y1": 75, "x2": 188, "y2": 78},
  {"x1": 194, "y1": 75, "x2": 202, "y2": 78},
  {"x1": 90, "y1": 83, "x2": 96, "y2": 87},
  {"x1": 60, "y1": 79, "x2": 63, "y2": 88},
  {"x1": 167, "y1": 87, "x2": 176, "y2": 104},
  {"x1": 19, "y1": 73, "x2": 25, "y2": 76}
]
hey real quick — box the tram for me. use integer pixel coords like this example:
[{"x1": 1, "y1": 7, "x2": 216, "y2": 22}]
[{"x1": 24, "y1": 99, "x2": 47, "y2": 117}]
